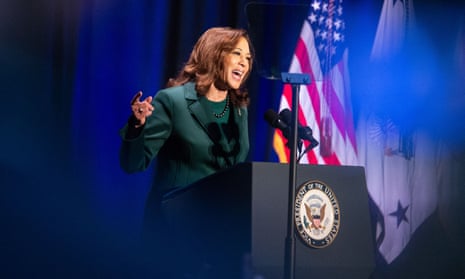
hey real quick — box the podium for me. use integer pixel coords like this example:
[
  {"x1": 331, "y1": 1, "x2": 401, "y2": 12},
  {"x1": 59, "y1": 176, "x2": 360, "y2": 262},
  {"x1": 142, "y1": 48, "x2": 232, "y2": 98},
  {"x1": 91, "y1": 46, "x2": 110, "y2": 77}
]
[{"x1": 161, "y1": 162, "x2": 375, "y2": 279}]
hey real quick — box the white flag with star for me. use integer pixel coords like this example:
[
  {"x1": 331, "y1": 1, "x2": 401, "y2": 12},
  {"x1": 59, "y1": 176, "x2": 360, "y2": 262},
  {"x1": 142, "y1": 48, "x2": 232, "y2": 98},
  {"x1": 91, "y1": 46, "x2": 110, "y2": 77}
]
[
  {"x1": 357, "y1": 0, "x2": 442, "y2": 264},
  {"x1": 358, "y1": 114, "x2": 442, "y2": 263}
]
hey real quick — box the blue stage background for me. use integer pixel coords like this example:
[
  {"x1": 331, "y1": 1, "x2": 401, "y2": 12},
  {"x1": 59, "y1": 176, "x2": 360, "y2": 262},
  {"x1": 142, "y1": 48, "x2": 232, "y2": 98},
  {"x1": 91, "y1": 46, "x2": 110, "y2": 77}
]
[{"x1": 2, "y1": 0, "x2": 464, "y2": 277}]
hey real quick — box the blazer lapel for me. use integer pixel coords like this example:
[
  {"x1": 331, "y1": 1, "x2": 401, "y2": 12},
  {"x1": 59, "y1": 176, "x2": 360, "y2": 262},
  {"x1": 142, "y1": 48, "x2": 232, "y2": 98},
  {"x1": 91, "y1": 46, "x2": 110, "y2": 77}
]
[
  {"x1": 232, "y1": 106, "x2": 247, "y2": 146},
  {"x1": 185, "y1": 82, "x2": 247, "y2": 165},
  {"x1": 184, "y1": 82, "x2": 214, "y2": 140}
]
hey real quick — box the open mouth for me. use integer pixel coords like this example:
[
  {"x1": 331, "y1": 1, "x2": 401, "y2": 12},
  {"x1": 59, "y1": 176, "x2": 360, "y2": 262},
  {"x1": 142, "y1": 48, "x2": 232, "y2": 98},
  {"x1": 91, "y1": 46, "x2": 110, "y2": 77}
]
[{"x1": 232, "y1": 69, "x2": 243, "y2": 81}]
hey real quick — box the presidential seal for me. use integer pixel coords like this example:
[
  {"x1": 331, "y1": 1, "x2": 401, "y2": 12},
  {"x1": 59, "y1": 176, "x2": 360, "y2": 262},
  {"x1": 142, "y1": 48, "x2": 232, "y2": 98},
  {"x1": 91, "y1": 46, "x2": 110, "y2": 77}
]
[{"x1": 294, "y1": 180, "x2": 340, "y2": 248}]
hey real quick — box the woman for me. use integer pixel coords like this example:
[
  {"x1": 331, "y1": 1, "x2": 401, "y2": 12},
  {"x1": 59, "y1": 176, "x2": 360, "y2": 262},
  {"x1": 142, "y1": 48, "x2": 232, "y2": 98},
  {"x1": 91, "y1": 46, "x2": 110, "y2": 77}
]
[
  {"x1": 120, "y1": 26, "x2": 253, "y2": 193},
  {"x1": 119, "y1": 27, "x2": 254, "y2": 277}
]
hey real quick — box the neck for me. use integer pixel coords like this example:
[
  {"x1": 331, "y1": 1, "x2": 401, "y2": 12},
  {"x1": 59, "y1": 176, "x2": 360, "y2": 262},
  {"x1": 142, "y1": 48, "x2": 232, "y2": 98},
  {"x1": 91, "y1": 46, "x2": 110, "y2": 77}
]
[{"x1": 206, "y1": 83, "x2": 228, "y2": 102}]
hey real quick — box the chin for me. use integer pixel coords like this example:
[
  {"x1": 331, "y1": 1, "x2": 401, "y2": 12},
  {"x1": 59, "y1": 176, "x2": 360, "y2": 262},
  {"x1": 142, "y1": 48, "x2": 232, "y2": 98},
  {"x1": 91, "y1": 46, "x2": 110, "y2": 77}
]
[{"x1": 228, "y1": 81, "x2": 242, "y2": 90}]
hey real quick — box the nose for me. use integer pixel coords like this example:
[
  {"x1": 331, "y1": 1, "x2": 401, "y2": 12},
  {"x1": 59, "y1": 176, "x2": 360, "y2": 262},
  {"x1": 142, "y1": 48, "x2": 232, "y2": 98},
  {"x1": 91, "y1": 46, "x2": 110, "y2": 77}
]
[{"x1": 239, "y1": 55, "x2": 248, "y2": 68}]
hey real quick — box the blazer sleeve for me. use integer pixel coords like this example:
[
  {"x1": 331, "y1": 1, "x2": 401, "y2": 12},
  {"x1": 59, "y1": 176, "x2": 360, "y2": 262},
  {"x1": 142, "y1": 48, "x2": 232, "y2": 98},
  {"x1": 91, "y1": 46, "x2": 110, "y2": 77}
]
[{"x1": 119, "y1": 89, "x2": 175, "y2": 173}]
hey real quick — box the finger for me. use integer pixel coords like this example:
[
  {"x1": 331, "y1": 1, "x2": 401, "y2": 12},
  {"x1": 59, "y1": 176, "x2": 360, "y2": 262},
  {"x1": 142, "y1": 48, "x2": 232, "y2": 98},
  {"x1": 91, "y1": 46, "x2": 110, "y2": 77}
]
[
  {"x1": 141, "y1": 96, "x2": 152, "y2": 105},
  {"x1": 141, "y1": 102, "x2": 154, "y2": 112},
  {"x1": 130, "y1": 91, "x2": 143, "y2": 105},
  {"x1": 141, "y1": 96, "x2": 154, "y2": 112}
]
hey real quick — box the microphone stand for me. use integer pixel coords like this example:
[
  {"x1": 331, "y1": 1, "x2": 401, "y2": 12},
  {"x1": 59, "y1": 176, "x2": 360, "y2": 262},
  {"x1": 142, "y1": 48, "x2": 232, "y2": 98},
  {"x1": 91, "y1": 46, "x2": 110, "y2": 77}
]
[{"x1": 280, "y1": 72, "x2": 310, "y2": 279}]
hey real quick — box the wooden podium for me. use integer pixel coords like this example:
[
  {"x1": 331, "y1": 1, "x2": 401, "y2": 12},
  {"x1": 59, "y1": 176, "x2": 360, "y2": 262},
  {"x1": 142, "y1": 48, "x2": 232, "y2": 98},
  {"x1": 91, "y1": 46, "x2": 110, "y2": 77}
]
[{"x1": 161, "y1": 162, "x2": 375, "y2": 279}]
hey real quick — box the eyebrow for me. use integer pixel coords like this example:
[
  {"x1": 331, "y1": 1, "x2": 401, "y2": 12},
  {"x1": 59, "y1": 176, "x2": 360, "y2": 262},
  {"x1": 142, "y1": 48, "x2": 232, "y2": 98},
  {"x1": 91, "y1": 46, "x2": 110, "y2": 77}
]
[{"x1": 233, "y1": 48, "x2": 251, "y2": 56}]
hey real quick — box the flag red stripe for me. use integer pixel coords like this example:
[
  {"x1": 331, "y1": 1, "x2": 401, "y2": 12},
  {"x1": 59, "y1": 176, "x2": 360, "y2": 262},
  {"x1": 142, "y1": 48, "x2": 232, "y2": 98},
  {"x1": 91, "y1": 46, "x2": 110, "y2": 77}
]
[
  {"x1": 295, "y1": 37, "x2": 321, "y2": 125},
  {"x1": 338, "y1": 60, "x2": 358, "y2": 152},
  {"x1": 322, "y1": 75, "x2": 347, "y2": 144},
  {"x1": 295, "y1": 36, "x2": 345, "y2": 165}
]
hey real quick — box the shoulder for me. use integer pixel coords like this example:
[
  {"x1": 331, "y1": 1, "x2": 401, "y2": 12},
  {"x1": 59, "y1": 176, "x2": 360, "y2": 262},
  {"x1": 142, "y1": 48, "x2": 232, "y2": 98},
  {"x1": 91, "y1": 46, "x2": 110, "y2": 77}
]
[
  {"x1": 156, "y1": 82, "x2": 196, "y2": 96},
  {"x1": 155, "y1": 82, "x2": 197, "y2": 101}
]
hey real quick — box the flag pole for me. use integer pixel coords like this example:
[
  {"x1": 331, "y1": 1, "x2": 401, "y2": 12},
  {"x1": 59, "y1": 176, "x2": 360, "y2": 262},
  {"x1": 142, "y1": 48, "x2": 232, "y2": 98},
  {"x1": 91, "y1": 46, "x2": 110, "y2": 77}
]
[{"x1": 281, "y1": 72, "x2": 310, "y2": 279}]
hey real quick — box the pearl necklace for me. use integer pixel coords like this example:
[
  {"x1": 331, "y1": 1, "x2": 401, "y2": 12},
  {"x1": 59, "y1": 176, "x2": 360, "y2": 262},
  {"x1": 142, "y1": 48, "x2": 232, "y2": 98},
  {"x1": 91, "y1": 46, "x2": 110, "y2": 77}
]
[{"x1": 213, "y1": 95, "x2": 230, "y2": 118}]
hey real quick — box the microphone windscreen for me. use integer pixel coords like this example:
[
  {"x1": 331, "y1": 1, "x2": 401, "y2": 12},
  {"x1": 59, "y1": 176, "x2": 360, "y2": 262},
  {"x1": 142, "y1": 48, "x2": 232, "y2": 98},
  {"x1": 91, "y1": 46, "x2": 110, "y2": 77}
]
[
  {"x1": 264, "y1": 109, "x2": 279, "y2": 128},
  {"x1": 278, "y1": 108, "x2": 292, "y2": 124}
]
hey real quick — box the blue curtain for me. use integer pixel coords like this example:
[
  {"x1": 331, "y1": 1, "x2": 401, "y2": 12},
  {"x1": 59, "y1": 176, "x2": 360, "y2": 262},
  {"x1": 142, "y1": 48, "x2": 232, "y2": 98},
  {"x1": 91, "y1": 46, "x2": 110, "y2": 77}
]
[
  {"x1": 3, "y1": 0, "x2": 464, "y2": 277},
  {"x1": 0, "y1": 1, "x2": 291, "y2": 275},
  {"x1": 68, "y1": 0, "x2": 319, "y2": 237}
]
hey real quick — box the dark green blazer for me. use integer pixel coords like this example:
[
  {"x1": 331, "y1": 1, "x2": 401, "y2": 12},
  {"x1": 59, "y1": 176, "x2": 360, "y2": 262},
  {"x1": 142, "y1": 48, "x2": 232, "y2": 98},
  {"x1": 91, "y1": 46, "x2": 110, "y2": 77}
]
[{"x1": 120, "y1": 82, "x2": 249, "y2": 194}]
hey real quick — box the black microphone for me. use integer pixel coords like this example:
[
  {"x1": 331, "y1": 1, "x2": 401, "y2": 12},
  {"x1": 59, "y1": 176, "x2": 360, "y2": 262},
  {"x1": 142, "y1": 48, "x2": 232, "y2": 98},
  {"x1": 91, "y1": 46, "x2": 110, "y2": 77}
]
[
  {"x1": 279, "y1": 109, "x2": 319, "y2": 148},
  {"x1": 264, "y1": 109, "x2": 290, "y2": 138}
]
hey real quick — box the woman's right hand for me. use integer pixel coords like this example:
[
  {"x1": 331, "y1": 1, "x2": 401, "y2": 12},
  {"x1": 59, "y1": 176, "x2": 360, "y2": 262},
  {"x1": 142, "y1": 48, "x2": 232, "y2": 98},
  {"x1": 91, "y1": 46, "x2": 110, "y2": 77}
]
[{"x1": 130, "y1": 91, "x2": 154, "y2": 127}]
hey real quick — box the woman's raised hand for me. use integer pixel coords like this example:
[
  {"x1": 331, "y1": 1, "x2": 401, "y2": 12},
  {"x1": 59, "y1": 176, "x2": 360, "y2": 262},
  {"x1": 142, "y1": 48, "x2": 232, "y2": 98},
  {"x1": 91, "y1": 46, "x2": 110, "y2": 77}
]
[{"x1": 130, "y1": 91, "x2": 154, "y2": 126}]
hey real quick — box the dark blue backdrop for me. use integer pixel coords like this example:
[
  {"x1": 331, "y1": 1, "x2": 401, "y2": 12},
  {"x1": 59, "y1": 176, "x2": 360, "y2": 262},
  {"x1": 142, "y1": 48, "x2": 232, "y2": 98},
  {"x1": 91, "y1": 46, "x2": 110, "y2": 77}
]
[
  {"x1": 69, "y1": 0, "x2": 357, "y2": 240},
  {"x1": 2, "y1": 0, "x2": 464, "y2": 277}
]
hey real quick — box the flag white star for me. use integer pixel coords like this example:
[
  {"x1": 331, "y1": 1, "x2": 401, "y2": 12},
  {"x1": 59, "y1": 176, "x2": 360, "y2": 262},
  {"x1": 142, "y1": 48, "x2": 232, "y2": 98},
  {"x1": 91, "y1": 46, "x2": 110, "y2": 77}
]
[
  {"x1": 311, "y1": 0, "x2": 321, "y2": 11},
  {"x1": 308, "y1": 13, "x2": 317, "y2": 24}
]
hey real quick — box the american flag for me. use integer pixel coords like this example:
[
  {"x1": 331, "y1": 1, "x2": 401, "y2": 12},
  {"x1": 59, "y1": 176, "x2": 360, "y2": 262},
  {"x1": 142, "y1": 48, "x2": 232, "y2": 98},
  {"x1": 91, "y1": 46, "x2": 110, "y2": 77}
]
[{"x1": 273, "y1": 0, "x2": 358, "y2": 166}]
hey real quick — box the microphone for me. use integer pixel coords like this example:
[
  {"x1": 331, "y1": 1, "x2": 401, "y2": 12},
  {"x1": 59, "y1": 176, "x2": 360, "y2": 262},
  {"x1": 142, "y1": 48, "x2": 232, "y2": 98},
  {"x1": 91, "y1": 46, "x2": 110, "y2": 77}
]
[
  {"x1": 264, "y1": 108, "x2": 318, "y2": 162},
  {"x1": 264, "y1": 109, "x2": 302, "y2": 152},
  {"x1": 279, "y1": 109, "x2": 319, "y2": 148},
  {"x1": 264, "y1": 109, "x2": 290, "y2": 138}
]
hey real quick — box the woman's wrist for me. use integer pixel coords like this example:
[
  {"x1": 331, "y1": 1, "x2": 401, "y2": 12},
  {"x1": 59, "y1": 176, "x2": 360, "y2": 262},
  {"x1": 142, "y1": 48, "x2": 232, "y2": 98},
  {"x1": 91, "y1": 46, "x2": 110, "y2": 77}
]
[{"x1": 126, "y1": 115, "x2": 144, "y2": 139}]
